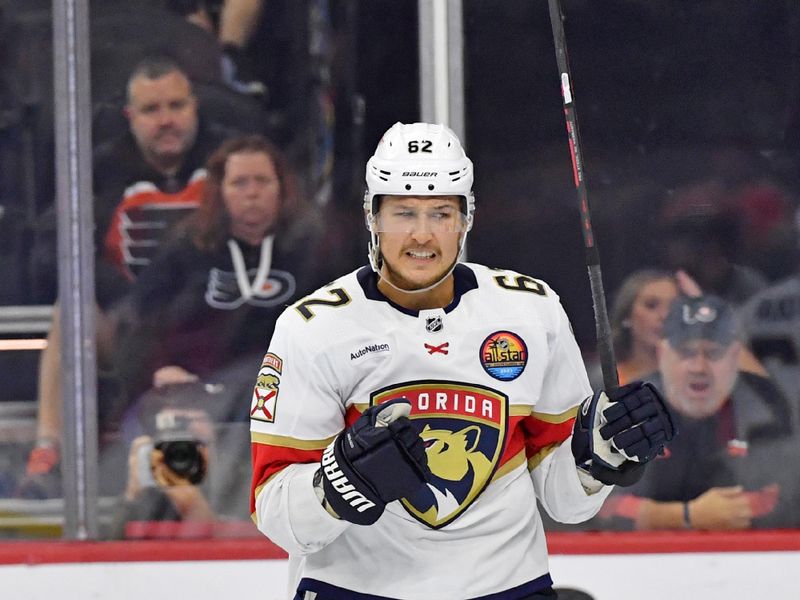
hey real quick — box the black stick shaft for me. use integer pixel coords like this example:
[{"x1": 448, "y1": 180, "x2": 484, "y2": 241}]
[{"x1": 547, "y1": 0, "x2": 618, "y2": 391}]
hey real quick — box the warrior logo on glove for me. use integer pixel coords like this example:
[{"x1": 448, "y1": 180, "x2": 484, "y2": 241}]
[
  {"x1": 319, "y1": 398, "x2": 431, "y2": 526},
  {"x1": 572, "y1": 381, "x2": 677, "y2": 487}
]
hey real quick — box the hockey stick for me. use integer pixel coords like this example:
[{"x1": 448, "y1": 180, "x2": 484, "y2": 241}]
[{"x1": 546, "y1": 0, "x2": 619, "y2": 391}]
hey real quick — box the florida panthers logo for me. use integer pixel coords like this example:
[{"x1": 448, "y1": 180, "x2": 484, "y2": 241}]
[
  {"x1": 370, "y1": 380, "x2": 508, "y2": 528},
  {"x1": 415, "y1": 424, "x2": 494, "y2": 524}
]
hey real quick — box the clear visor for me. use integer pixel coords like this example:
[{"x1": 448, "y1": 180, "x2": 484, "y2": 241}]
[{"x1": 371, "y1": 204, "x2": 470, "y2": 233}]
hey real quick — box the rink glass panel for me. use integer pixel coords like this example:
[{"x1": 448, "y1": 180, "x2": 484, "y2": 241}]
[{"x1": 0, "y1": 0, "x2": 798, "y2": 540}]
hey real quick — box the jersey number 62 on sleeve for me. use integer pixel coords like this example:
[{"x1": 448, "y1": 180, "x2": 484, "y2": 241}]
[
  {"x1": 493, "y1": 274, "x2": 546, "y2": 295},
  {"x1": 295, "y1": 288, "x2": 352, "y2": 321}
]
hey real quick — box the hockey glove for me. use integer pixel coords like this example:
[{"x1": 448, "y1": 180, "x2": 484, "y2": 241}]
[
  {"x1": 319, "y1": 398, "x2": 430, "y2": 525},
  {"x1": 572, "y1": 381, "x2": 677, "y2": 487}
]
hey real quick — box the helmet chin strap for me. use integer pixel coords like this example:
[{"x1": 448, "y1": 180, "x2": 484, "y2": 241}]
[{"x1": 367, "y1": 228, "x2": 468, "y2": 296}]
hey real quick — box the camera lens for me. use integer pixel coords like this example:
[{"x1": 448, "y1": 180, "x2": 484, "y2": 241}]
[{"x1": 160, "y1": 440, "x2": 205, "y2": 484}]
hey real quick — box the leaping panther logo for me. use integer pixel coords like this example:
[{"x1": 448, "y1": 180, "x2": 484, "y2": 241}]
[
  {"x1": 373, "y1": 380, "x2": 508, "y2": 529},
  {"x1": 416, "y1": 424, "x2": 493, "y2": 523}
]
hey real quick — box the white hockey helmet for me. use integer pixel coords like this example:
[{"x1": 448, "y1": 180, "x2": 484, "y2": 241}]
[
  {"x1": 364, "y1": 122, "x2": 475, "y2": 279},
  {"x1": 364, "y1": 121, "x2": 475, "y2": 221}
]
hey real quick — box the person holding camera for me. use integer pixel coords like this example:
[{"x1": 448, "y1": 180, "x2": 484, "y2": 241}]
[{"x1": 111, "y1": 406, "x2": 214, "y2": 539}]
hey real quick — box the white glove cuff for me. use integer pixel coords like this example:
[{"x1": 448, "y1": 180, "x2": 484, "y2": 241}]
[{"x1": 576, "y1": 466, "x2": 607, "y2": 495}]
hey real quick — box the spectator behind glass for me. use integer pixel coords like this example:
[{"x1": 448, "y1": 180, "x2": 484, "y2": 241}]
[
  {"x1": 115, "y1": 134, "x2": 326, "y2": 426},
  {"x1": 592, "y1": 268, "x2": 767, "y2": 391},
  {"x1": 608, "y1": 269, "x2": 679, "y2": 386},
  {"x1": 598, "y1": 295, "x2": 798, "y2": 530},
  {"x1": 110, "y1": 405, "x2": 215, "y2": 539},
  {"x1": 100, "y1": 55, "x2": 231, "y2": 281},
  {"x1": 19, "y1": 56, "x2": 230, "y2": 499}
]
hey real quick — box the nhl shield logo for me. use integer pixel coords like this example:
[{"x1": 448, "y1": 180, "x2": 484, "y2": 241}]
[
  {"x1": 371, "y1": 380, "x2": 508, "y2": 529},
  {"x1": 425, "y1": 315, "x2": 443, "y2": 333}
]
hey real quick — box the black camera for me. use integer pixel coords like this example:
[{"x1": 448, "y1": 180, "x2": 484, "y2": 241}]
[{"x1": 153, "y1": 415, "x2": 207, "y2": 485}]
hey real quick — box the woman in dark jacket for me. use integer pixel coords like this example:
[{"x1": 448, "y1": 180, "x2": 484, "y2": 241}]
[{"x1": 117, "y1": 134, "x2": 325, "y2": 420}]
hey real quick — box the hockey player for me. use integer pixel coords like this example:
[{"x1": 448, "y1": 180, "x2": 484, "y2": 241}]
[{"x1": 249, "y1": 122, "x2": 676, "y2": 599}]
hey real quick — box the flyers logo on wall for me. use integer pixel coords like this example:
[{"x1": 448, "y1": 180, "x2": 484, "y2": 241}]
[
  {"x1": 480, "y1": 330, "x2": 528, "y2": 381},
  {"x1": 370, "y1": 380, "x2": 508, "y2": 529},
  {"x1": 250, "y1": 353, "x2": 283, "y2": 423}
]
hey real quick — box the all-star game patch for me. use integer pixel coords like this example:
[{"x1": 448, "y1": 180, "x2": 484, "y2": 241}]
[
  {"x1": 250, "y1": 352, "x2": 283, "y2": 422},
  {"x1": 479, "y1": 330, "x2": 528, "y2": 381}
]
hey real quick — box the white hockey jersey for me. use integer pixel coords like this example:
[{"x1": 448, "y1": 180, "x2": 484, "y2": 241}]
[{"x1": 250, "y1": 264, "x2": 611, "y2": 600}]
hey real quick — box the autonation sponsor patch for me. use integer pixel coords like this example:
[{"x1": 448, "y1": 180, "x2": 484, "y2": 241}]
[{"x1": 350, "y1": 342, "x2": 390, "y2": 360}]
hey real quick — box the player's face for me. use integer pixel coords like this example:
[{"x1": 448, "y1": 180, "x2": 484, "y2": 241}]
[
  {"x1": 629, "y1": 279, "x2": 678, "y2": 351},
  {"x1": 659, "y1": 338, "x2": 740, "y2": 418},
  {"x1": 376, "y1": 195, "x2": 463, "y2": 292},
  {"x1": 126, "y1": 71, "x2": 199, "y2": 169},
  {"x1": 223, "y1": 151, "x2": 281, "y2": 242}
]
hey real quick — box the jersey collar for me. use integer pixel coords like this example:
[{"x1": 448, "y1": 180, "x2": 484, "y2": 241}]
[{"x1": 356, "y1": 263, "x2": 478, "y2": 317}]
